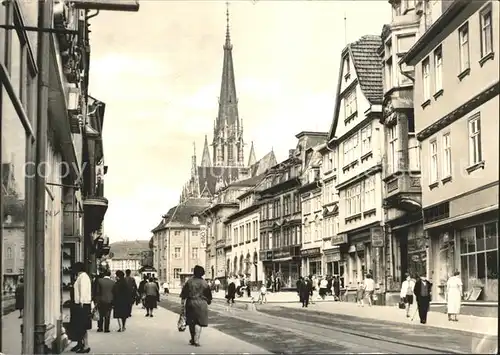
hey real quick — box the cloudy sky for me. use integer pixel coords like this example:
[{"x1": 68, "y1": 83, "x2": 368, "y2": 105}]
[{"x1": 88, "y1": 0, "x2": 391, "y2": 242}]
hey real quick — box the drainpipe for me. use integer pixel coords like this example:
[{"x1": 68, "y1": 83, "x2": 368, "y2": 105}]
[{"x1": 33, "y1": 0, "x2": 53, "y2": 353}]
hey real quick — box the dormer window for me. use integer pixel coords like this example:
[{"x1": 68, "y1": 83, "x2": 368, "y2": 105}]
[
  {"x1": 344, "y1": 56, "x2": 351, "y2": 81},
  {"x1": 192, "y1": 216, "x2": 199, "y2": 225}
]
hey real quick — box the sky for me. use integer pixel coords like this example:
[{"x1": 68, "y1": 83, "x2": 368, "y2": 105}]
[{"x1": 88, "y1": 0, "x2": 391, "y2": 242}]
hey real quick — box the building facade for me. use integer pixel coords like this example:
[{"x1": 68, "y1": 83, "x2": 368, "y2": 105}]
[
  {"x1": 224, "y1": 185, "x2": 262, "y2": 285},
  {"x1": 318, "y1": 144, "x2": 341, "y2": 281},
  {"x1": 327, "y1": 35, "x2": 385, "y2": 292},
  {"x1": 299, "y1": 141, "x2": 326, "y2": 277},
  {"x1": 379, "y1": 0, "x2": 424, "y2": 304},
  {"x1": 151, "y1": 198, "x2": 209, "y2": 287},
  {"x1": 402, "y1": 0, "x2": 499, "y2": 303}
]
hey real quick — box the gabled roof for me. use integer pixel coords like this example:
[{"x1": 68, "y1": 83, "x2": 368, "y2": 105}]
[
  {"x1": 328, "y1": 35, "x2": 383, "y2": 142},
  {"x1": 249, "y1": 150, "x2": 277, "y2": 177},
  {"x1": 349, "y1": 35, "x2": 383, "y2": 105},
  {"x1": 109, "y1": 240, "x2": 149, "y2": 260}
]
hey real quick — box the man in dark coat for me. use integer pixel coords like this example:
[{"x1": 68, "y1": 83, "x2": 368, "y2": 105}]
[
  {"x1": 414, "y1": 274, "x2": 433, "y2": 324},
  {"x1": 124, "y1": 269, "x2": 138, "y2": 316},
  {"x1": 299, "y1": 277, "x2": 313, "y2": 308},
  {"x1": 138, "y1": 276, "x2": 148, "y2": 308},
  {"x1": 94, "y1": 270, "x2": 115, "y2": 332},
  {"x1": 296, "y1": 277, "x2": 304, "y2": 303}
]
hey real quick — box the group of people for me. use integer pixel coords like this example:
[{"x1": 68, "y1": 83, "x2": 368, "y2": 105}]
[
  {"x1": 295, "y1": 274, "x2": 346, "y2": 307},
  {"x1": 400, "y1": 271, "x2": 463, "y2": 324},
  {"x1": 69, "y1": 263, "x2": 161, "y2": 353}
]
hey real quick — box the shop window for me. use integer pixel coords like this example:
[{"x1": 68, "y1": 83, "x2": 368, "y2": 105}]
[{"x1": 459, "y1": 222, "x2": 498, "y2": 301}]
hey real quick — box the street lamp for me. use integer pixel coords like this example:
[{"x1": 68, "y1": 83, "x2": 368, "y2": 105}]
[{"x1": 70, "y1": 0, "x2": 140, "y2": 12}]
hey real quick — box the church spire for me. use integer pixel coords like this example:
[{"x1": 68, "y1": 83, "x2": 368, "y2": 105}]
[
  {"x1": 247, "y1": 141, "x2": 256, "y2": 167},
  {"x1": 201, "y1": 135, "x2": 211, "y2": 167},
  {"x1": 213, "y1": 2, "x2": 244, "y2": 167},
  {"x1": 191, "y1": 142, "x2": 197, "y2": 178}
]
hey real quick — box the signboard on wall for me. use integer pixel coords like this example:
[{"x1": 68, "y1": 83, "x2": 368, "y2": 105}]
[
  {"x1": 331, "y1": 233, "x2": 347, "y2": 246},
  {"x1": 259, "y1": 250, "x2": 273, "y2": 261},
  {"x1": 300, "y1": 247, "x2": 321, "y2": 257},
  {"x1": 200, "y1": 225, "x2": 207, "y2": 248},
  {"x1": 371, "y1": 226, "x2": 384, "y2": 248}
]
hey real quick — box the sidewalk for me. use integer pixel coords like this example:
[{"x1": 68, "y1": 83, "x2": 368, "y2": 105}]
[
  {"x1": 168, "y1": 289, "x2": 332, "y2": 303},
  {"x1": 62, "y1": 304, "x2": 270, "y2": 354},
  {"x1": 280, "y1": 301, "x2": 498, "y2": 336},
  {"x1": 1, "y1": 309, "x2": 23, "y2": 354}
]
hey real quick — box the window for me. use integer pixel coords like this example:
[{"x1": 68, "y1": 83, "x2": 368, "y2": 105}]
[
  {"x1": 480, "y1": 7, "x2": 493, "y2": 57},
  {"x1": 468, "y1": 115, "x2": 482, "y2": 165},
  {"x1": 174, "y1": 247, "x2": 181, "y2": 259},
  {"x1": 459, "y1": 222, "x2": 498, "y2": 301},
  {"x1": 388, "y1": 125, "x2": 398, "y2": 174},
  {"x1": 458, "y1": 23, "x2": 470, "y2": 71},
  {"x1": 233, "y1": 228, "x2": 238, "y2": 245},
  {"x1": 363, "y1": 176, "x2": 376, "y2": 210},
  {"x1": 283, "y1": 196, "x2": 290, "y2": 215},
  {"x1": 442, "y1": 134, "x2": 452, "y2": 178},
  {"x1": 174, "y1": 231, "x2": 180, "y2": 236},
  {"x1": 430, "y1": 140, "x2": 438, "y2": 183},
  {"x1": 361, "y1": 124, "x2": 372, "y2": 155},
  {"x1": 434, "y1": 47, "x2": 442, "y2": 92},
  {"x1": 343, "y1": 133, "x2": 358, "y2": 166},
  {"x1": 173, "y1": 268, "x2": 182, "y2": 279},
  {"x1": 6, "y1": 247, "x2": 13, "y2": 258},
  {"x1": 344, "y1": 88, "x2": 357, "y2": 119},
  {"x1": 191, "y1": 247, "x2": 198, "y2": 259},
  {"x1": 422, "y1": 57, "x2": 431, "y2": 101},
  {"x1": 344, "y1": 56, "x2": 350, "y2": 77},
  {"x1": 20, "y1": 247, "x2": 24, "y2": 259},
  {"x1": 345, "y1": 184, "x2": 361, "y2": 216},
  {"x1": 385, "y1": 58, "x2": 393, "y2": 90},
  {"x1": 239, "y1": 226, "x2": 244, "y2": 243},
  {"x1": 246, "y1": 223, "x2": 251, "y2": 242},
  {"x1": 192, "y1": 230, "x2": 198, "y2": 237}
]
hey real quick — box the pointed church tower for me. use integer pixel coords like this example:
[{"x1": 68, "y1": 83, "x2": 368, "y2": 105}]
[
  {"x1": 247, "y1": 141, "x2": 256, "y2": 167},
  {"x1": 213, "y1": 3, "x2": 244, "y2": 167},
  {"x1": 201, "y1": 135, "x2": 211, "y2": 167}
]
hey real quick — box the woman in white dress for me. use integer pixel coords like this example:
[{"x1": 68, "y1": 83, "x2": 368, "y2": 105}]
[{"x1": 446, "y1": 271, "x2": 463, "y2": 322}]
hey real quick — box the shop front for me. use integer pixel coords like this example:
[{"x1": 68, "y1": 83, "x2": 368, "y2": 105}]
[
  {"x1": 300, "y1": 247, "x2": 322, "y2": 276},
  {"x1": 324, "y1": 248, "x2": 345, "y2": 287},
  {"x1": 259, "y1": 249, "x2": 273, "y2": 279},
  {"x1": 271, "y1": 246, "x2": 301, "y2": 289},
  {"x1": 346, "y1": 238, "x2": 372, "y2": 287}
]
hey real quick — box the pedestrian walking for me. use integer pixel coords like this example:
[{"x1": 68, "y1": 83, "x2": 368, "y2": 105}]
[
  {"x1": 333, "y1": 276, "x2": 341, "y2": 301},
  {"x1": 225, "y1": 275, "x2": 237, "y2": 310},
  {"x1": 15, "y1": 277, "x2": 24, "y2": 319},
  {"x1": 94, "y1": 270, "x2": 114, "y2": 333},
  {"x1": 299, "y1": 276, "x2": 313, "y2": 308},
  {"x1": 124, "y1": 269, "x2": 138, "y2": 317},
  {"x1": 214, "y1": 278, "x2": 221, "y2": 293},
  {"x1": 414, "y1": 274, "x2": 432, "y2": 324},
  {"x1": 144, "y1": 277, "x2": 159, "y2": 317},
  {"x1": 112, "y1": 270, "x2": 131, "y2": 331},
  {"x1": 400, "y1": 273, "x2": 416, "y2": 318},
  {"x1": 296, "y1": 276, "x2": 303, "y2": 303},
  {"x1": 363, "y1": 274, "x2": 376, "y2": 306},
  {"x1": 258, "y1": 284, "x2": 268, "y2": 304},
  {"x1": 137, "y1": 276, "x2": 147, "y2": 307},
  {"x1": 319, "y1": 277, "x2": 328, "y2": 300},
  {"x1": 180, "y1": 265, "x2": 213, "y2": 347},
  {"x1": 446, "y1": 271, "x2": 463, "y2": 322},
  {"x1": 70, "y1": 262, "x2": 92, "y2": 353},
  {"x1": 356, "y1": 282, "x2": 365, "y2": 306}
]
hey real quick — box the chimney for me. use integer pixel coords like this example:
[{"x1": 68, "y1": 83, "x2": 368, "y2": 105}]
[{"x1": 289, "y1": 149, "x2": 295, "y2": 158}]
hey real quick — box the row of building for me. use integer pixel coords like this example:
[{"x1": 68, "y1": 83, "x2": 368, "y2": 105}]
[
  {"x1": 151, "y1": 0, "x2": 498, "y2": 307},
  {"x1": 1, "y1": 1, "x2": 139, "y2": 353}
]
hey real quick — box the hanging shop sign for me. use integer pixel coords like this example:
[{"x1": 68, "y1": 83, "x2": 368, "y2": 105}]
[
  {"x1": 355, "y1": 242, "x2": 365, "y2": 252},
  {"x1": 370, "y1": 226, "x2": 384, "y2": 248}
]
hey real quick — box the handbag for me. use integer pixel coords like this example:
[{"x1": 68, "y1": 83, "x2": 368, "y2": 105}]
[
  {"x1": 177, "y1": 313, "x2": 186, "y2": 332},
  {"x1": 398, "y1": 299, "x2": 406, "y2": 309},
  {"x1": 91, "y1": 306, "x2": 99, "y2": 321}
]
